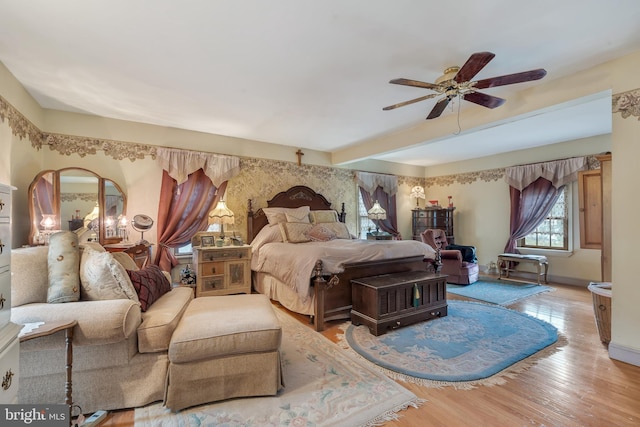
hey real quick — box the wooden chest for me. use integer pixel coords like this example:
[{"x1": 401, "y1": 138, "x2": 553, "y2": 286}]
[{"x1": 351, "y1": 271, "x2": 447, "y2": 336}]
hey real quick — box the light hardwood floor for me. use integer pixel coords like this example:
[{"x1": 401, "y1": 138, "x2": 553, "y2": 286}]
[{"x1": 101, "y1": 281, "x2": 640, "y2": 427}]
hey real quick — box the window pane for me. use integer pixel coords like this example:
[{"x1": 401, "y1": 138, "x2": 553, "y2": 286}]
[
  {"x1": 358, "y1": 193, "x2": 375, "y2": 239},
  {"x1": 519, "y1": 186, "x2": 569, "y2": 251}
]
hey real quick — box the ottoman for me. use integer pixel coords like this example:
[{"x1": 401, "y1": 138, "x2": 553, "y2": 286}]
[{"x1": 164, "y1": 294, "x2": 283, "y2": 411}]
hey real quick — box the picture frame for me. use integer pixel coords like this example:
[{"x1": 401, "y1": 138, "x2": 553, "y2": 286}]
[{"x1": 200, "y1": 235, "x2": 215, "y2": 247}]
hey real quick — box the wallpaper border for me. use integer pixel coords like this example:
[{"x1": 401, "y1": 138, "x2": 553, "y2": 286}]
[{"x1": 0, "y1": 91, "x2": 627, "y2": 185}]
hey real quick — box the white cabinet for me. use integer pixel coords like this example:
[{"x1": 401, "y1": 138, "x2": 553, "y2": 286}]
[{"x1": 0, "y1": 183, "x2": 19, "y2": 403}]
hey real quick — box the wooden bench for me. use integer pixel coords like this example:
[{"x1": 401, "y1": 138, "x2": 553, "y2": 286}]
[{"x1": 498, "y1": 253, "x2": 549, "y2": 285}]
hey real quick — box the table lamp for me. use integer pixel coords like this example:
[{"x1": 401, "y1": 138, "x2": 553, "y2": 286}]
[
  {"x1": 410, "y1": 185, "x2": 426, "y2": 207},
  {"x1": 208, "y1": 200, "x2": 235, "y2": 246},
  {"x1": 367, "y1": 200, "x2": 386, "y2": 235}
]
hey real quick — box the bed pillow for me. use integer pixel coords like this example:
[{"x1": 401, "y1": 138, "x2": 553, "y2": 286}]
[
  {"x1": 285, "y1": 209, "x2": 311, "y2": 223},
  {"x1": 127, "y1": 265, "x2": 172, "y2": 312},
  {"x1": 79, "y1": 247, "x2": 139, "y2": 302},
  {"x1": 321, "y1": 222, "x2": 352, "y2": 239},
  {"x1": 309, "y1": 210, "x2": 338, "y2": 224},
  {"x1": 263, "y1": 206, "x2": 310, "y2": 225},
  {"x1": 305, "y1": 224, "x2": 337, "y2": 242},
  {"x1": 279, "y1": 222, "x2": 313, "y2": 243},
  {"x1": 250, "y1": 224, "x2": 283, "y2": 252}
]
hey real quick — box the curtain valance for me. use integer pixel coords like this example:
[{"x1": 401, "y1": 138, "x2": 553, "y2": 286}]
[
  {"x1": 504, "y1": 157, "x2": 586, "y2": 191},
  {"x1": 355, "y1": 171, "x2": 398, "y2": 196},
  {"x1": 156, "y1": 147, "x2": 240, "y2": 186}
]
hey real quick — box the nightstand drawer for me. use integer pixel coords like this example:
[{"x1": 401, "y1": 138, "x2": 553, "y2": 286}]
[
  {"x1": 200, "y1": 248, "x2": 248, "y2": 261},
  {"x1": 201, "y1": 275, "x2": 225, "y2": 293},
  {"x1": 200, "y1": 261, "x2": 225, "y2": 276}
]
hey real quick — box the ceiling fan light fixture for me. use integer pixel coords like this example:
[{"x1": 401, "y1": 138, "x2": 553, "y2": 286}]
[{"x1": 434, "y1": 66, "x2": 460, "y2": 85}]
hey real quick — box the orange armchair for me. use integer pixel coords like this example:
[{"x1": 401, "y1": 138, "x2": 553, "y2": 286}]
[{"x1": 421, "y1": 229, "x2": 479, "y2": 285}]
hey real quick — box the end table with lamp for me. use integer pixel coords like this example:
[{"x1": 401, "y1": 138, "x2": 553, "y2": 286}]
[{"x1": 367, "y1": 200, "x2": 387, "y2": 236}]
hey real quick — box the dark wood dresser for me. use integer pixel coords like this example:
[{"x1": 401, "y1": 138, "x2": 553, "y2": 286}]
[{"x1": 351, "y1": 271, "x2": 448, "y2": 336}]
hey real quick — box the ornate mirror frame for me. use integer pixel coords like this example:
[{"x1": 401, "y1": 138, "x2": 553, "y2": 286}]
[{"x1": 28, "y1": 167, "x2": 127, "y2": 246}]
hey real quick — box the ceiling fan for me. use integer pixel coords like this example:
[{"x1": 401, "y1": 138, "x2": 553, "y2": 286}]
[{"x1": 383, "y1": 51, "x2": 547, "y2": 119}]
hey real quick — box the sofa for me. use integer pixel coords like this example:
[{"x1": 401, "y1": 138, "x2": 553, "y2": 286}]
[{"x1": 11, "y1": 237, "x2": 194, "y2": 414}]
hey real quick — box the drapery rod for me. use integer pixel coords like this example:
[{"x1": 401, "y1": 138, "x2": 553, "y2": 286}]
[{"x1": 511, "y1": 154, "x2": 600, "y2": 168}]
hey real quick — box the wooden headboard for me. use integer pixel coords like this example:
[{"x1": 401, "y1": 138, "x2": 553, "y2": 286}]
[{"x1": 247, "y1": 185, "x2": 345, "y2": 243}]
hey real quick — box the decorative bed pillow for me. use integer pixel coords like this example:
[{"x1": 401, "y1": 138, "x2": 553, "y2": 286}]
[
  {"x1": 251, "y1": 224, "x2": 283, "y2": 251},
  {"x1": 47, "y1": 231, "x2": 81, "y2": 303},
  {"x1": 285, "y1": 209, "x2": 311, "y2": 223},
  {"x1": 279, "y1": 222, "x2": 313, "y2": 243},
  {"x1": 80, "y1": 247, "x2": 139, "y2": 302},
  {"x1": 111, "y1": 251, "x2": 140, "y2": 271},
  {"x1": 321, "y1": 222, "x2": 352, "y2": 239},
  {"x1": 127, "y1": 265, "x2": 172, "y2": 312},
  {"x1": 309, "y1": 210, "x2": 338, "y2": 224},
  {"x1": 305, "y1": 224, "x2": 337, "y2": 242},
  {"x1": 263, "y1": 206, "x2": 310, "y2": 225}
]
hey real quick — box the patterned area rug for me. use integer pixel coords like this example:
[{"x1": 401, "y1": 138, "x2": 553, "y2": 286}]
[
  {"x1": 135, "y1": 307, "x2": 422, "y2": 427},
  {"x1": 447, "y1": 277, "x2": 552, "y2": 305},
  {"x1": 339, "y1": 300, "x2": 564, "y2": 389}
]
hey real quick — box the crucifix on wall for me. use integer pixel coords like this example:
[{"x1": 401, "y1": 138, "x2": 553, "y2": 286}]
[{"x1": 295, "y1": 149, "x2": 304, "y2": 166}]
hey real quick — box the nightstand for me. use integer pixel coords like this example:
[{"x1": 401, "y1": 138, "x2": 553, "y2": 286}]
[{"x1": 193, "y1": 245, "x2": 252, "y2": 297}]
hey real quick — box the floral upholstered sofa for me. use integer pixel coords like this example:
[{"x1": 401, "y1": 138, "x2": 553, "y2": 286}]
[{"x1": 10, "y1": 233, "x2": 194, "y2": 414}]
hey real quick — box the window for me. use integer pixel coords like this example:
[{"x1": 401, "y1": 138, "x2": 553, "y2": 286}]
[
  {"x1": 174, "y1": 223, "x2": 220, "y2": 255},
  {"x1": 357, "y1": 192, "x2": 376, "y2": 239},
  {"x1": 518, "y1": 186, "x2": 569, "y2": 250}
]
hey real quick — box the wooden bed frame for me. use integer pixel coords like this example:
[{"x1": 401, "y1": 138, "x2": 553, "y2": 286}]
[{"x1": 247, "y1": 185, "x2": 428, "y2": 331}]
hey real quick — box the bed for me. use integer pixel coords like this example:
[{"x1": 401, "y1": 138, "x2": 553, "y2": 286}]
[{"x1": 247, "y1": 185, "x2": 438, "y2": 331}]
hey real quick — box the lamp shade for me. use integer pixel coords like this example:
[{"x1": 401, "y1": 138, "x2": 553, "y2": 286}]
[
  {"x1": 40, "y1": 214, "x2": 56, "y2": 230},
  {"x1": 367, "y1": 200, "x2": 387, "y2": 221},
  {"x1": 410, "y1": 185, "x2": 425, "y2": 200},
  {"x1": 208, "y1": 200, "x2": 235, "y2": 225}
]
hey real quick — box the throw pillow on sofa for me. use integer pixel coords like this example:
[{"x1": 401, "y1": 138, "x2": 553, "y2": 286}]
[
  {"x1": 79, "y1": 246, "x2": 139, "y2": 301},
  {"x1": 127, "y1": 265, "x2": 172, "y2": 311},
  {"x1": 47, "y1": 231, "x2": 81, "y2": 303}
]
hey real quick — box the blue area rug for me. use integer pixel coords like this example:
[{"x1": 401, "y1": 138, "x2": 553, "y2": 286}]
[
  {"x1": 339, "y1": 300, "x2": 562, "y2": 389},
  {"x1": 447, "y1": 277, "x2": 552, "y2": 305}
]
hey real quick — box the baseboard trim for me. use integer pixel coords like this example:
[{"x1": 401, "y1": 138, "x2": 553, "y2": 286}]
[{"x1": 609, "y1": 342, "x2": 640, "y2": 367}]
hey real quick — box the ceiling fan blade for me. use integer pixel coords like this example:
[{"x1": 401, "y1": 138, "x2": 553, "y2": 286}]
[
  {"x1": 389, "y1": 78, "x2": 439, "y2": 90},
  {"x1": 473, "y1": 69, "x2": 547, "y2": 89},
  {"x1": 454, "y1": 52, "x2": 495, "y2": 83},
  {"x1": 463, "y1": 91, "x2": 506, "y2": 109},
  {"x1": 426, "y1": 97, "x2": 451, "y2": 119},
  {"x1": 383, "y1": 94, "x2": 439, "y2": 111}
]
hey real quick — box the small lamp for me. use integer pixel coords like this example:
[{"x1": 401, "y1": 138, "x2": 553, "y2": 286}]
[
  {"x1": 40, "y1": 214, "x2": 56, "y2": 231},
  {"x1": 208, "y1": 200, "x2": 235, "y2": 245},
  {"x1": 410, "y1": 186, "x2": 426, "y2": 207},
  {"x1": 367, "y1": 200, "x2": 386, "y2": 235},
  {"x1": 117, "y1": 215, "x2": 129, "y2": 241}
]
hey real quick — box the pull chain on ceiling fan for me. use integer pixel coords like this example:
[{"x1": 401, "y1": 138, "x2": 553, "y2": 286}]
[{"x1": 383, "y1": 52, "x2": 547, "y2": 119}]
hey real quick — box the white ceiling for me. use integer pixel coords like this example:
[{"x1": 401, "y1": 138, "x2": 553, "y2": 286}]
[{"x1": 0, "y1": 1, "x2": 638, "y2": 167}]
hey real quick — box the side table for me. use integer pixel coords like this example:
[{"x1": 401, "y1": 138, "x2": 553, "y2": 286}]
[{"x1": 19, "y1": 320, "x2": 78, "y2": 426}]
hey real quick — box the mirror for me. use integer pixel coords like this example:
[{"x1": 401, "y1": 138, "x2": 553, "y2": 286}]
[
  {"x1": 131, "y1": 214, "x2": 154, "y2": 244},
  {"x1": 28, "y1": 168, "x2": 127, "y2": 246}
]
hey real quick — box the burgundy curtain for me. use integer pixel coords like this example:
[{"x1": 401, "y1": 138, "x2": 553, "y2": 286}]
[
  {"x1": 154, "y1": 169, "x2": 227, "y2": 272},
  {"x1": 359, "y1": 186, "x2": 401, "y2": 239},
  {"x1": 503, "y1": 177, "x2": 562, "y2": 254}
]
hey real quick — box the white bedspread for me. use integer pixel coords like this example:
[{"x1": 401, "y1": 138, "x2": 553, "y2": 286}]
[{"x1": 251, "y1": 239, "x2": 436, "y2": 301}]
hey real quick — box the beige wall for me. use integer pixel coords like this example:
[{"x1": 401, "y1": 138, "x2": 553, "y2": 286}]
[{"x1": 1, "y1": 50, "x2": 639, "y2": 365}]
